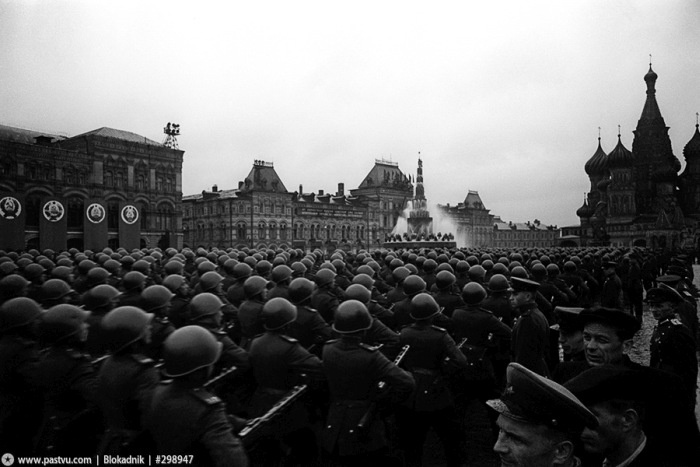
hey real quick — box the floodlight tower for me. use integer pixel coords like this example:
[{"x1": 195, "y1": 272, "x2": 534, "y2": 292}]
[{"x1": 163, "y1": 122, "x2": 180, "y2": 149}]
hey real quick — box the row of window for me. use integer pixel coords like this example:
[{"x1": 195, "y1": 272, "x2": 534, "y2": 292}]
[{"x1": 184, "y1": 222, "x2": 370, "y2": 243}]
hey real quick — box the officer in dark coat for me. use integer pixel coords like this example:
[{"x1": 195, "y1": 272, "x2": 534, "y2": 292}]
[
  {"x1": 553, "y1": 307, "x2": 586, "y2": 364},
  {"x1": 145, "y1": 326, "x2": 249, "y2": 466},
  {"x1": 397, "y1": 293, "x2": 468, "y2": 467},
  {"x1": 0, "y1": 297, "x2": 44, "y2": 455},
  {"x1": 510, "y1": 277, "x2": 550, "y2": 377},
  {"x1": 34, "y1": 304, "x2": 100, "y2": 455},
  {"x1": 646, "y1": 285, "x2": 698, "y2": 406},
  {"x1": 601, "y1": 261, "x2": 623, "y2": 309}
]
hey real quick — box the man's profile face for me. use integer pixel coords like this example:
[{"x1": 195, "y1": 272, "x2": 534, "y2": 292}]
[
  {"x1": 649, "y1": 300, "x2": 675, "y2": 320},
  {"x1": 493, "y1": 414, "x2": 557, "y2": 467},
  {"x1": 583, "y1": 323, "x2": 627, "y2": 366},
  {"x1": 559, "y1": 329, "x2": 584, "y2": 355},
  {"x1": 580, "y1": 402, "x2": 625, "y2": 456},
  {"x1": 509, "y1": 291, "x2": 531, "y2": 309}
]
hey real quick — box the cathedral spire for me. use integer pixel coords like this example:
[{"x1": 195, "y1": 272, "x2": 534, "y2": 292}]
[
  {"x1": 415, "y1": 152, "x2": 425, "y2": 200},
  {"x1": 637, "y1": 62, "x2": 665, "y2": 129}
]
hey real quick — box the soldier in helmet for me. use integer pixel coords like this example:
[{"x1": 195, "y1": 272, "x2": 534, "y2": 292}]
[
  {"x1": 392, "y1": 275, "x2": 428, "y2": 329},
  {"x1": 82, "y1": 284, "x2": 120, "y2": 358},
  {"x1": 40, "y1": 278, "x2": 76, "y2": 308},
  {"x1": 311, "y1": 268, "x2": 340, "y2": 324},
  {"x1": 34, "y1": 304, "x2": 100, "y2": 455},
  {"x1": 145, "y1": 326, "x2": 249, "y2": 466},
  {"x1": 286, "y1": 277, "x2": 332, "y2": 350},
  {"x1": 162, "y1": 274, "x2": 191, "y2": 328},
  {"x1": 268, "y1": 265, "x2": 293, "y2": 301},
  {"x1": 0, "y1": 297, "x2": 44, "y2": 454},
  {"x1": 0, "y1": 273, "x2": 29, "y2": 304},
  {"x1": 343, "y1": 284, "x2": 401, "y2": 359},
  {"x1": 140, "y1": 285, "x2": 177, "y2": 359},
  {"x1": 237, "y1": 276, "x2": 269, "y2": 348},
  {"x1": 117, "y1": 271, "x2": 147, "y2": 307},
  {"x1": 247, "y1": 298, "x2": 323, "y2": 465},
  {"x1": 396, "y1": 293, "x2": 468, "y2": 466},
  {"x1": 352, "y1": 273, "x2": 395, "y2": 329},
  {"x1": 385, "y1": 266, "x2": 410, "y2": 304},
  {"x1": 431, "y1": 270, "x2": 465, "y2": 318},
  {"x1": 96, "y1": 306, "x2": 159, "y2": 455},
  {"x1": 601, "y1": 261, "x2": 623, "y2": 309},
  {"x1": 320, "y1": 300, "x2": 415, "y2": 465}
]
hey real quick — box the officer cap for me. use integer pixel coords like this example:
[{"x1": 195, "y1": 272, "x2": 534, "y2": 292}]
[
  {"x1": 402, "y1": 275, "x2": 426, "y2": 297},
  {"x1": 199, "y1": 271, "x2": 223, "y2": 291},
  {"x1": 314, "y1": 268, "x2": 336, "y2": 288},
  {"x1": 244, "y1": 276, "x2": 269, "y2": 299},
  {"x1": 344, "y1": 284, "x2": 371, "y2": 304},
  {"x1": 122, "y1": 271, "x2": 147, "y2": 291},
  {"x1": 102, "y1": 306, "x2": 154, "y2": 352},
  {"x1": 332, "y1": 300, "x2": 372, "y2": 334},
  {"x1": 554, "y1": 307, "x2": 584, "y2": 334},
  {"x1": 655, "y1": 274, "x2": 681, "y2": 286},
  {"x1": 163, "y1": 325, "x2": 223, "y2": 378},
  {"x1": 487, "y1": 362, "x2": 598, "y2": 434},
  {"x1": 410, "y1": 293, "x2": 442, "y2": 320},
  {"x1": 262, "y1": 297, "x2": 297, "y2": 330},
  {"x1": 435, "y1": 271, "x2": 456, "y2": 290},
  {"x1": 564, "y1": 365, "x2": 648, "y2": 406},
  {"x1": 510, "y1": 277, "x2": 540, "y2": 293},
  {"x1": 288, "y1": 277, "x2": 315, "y2": 304},
  {"x1": 645, "y1": 284, "x2": 684, "y2": 304},
  {"x1": 462, "y1": 282, "x2": 487, "y2": 305},
  {"x1": 487, "y1": 274, "x2": 510, "y2": 293},
  {"x1": 82, "y1": 284, "x2": 120, "y2": 311},
  {"x1": 271, "y1": 265, "x2": 293, "y2": 284},
  {"x1": 579, "y1": 307, "x2": 640, "y2": 340},
  {"x1": 41, "y1": 304, "x2": 90, "y2": 343},
  {"x1": 0, "y1": 297, "x2": 43, "y2": 332},
  {"x1": 189, "y1": 292, "x2": 223, "y2": 320},
  {"x1": 41, "y1": 279, "x2": 75, "y2": 302},
  {"x1": 141, "y1": 285, "x2": 175, "y2": 312}
]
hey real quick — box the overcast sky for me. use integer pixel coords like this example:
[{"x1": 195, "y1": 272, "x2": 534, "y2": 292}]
[{"x1": 2, "y1": 0, "x2": 699, "y2": 228}]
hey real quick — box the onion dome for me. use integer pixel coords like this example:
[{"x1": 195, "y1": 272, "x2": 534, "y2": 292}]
[
  {"x1": 576, "y1": 198, "x2": 594, "y2": 219},
  {"x1": 644, "y1": 65, "x2": 658, "y2": 85},
  {"x1": 684, "y1": 121, "x2": 700, "y2": 161},
  {"x1": 584, "y1": 137, "x2": 608, "y2": 176},
  {"x1": 597, "y1": 178, "x2": 611, "y2": 192},
  {"x1": 607, "y1": 134, "x2": 633, "y2": 169}
]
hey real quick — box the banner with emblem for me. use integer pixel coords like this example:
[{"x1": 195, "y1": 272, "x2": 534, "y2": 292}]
[
  {"x1": 84, "y1": 199, "x2": 108, "y2": 251},
  {"x1": 0, "y1": 193, "x2": 26, "y2": 250},
  {"x1": 119, "y1": 201, "x2": 141, "y2": 250},
  {"x1": 39, "y1": 197, "x2": 68, "y2": 251}
]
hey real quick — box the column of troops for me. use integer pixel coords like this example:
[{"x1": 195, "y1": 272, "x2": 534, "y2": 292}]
[{"x1": 0, "y1": 244, "x2": 699, "y2": 466}]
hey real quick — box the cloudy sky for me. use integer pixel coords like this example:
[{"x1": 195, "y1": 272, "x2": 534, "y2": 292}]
[{"x1": 2, "y1": 0, "x2": 699, "y2": 228}]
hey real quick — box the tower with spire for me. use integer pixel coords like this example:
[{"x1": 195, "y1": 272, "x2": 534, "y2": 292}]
[{"x1": 407, "y1": 154, "x2": 433, "y2": 236}]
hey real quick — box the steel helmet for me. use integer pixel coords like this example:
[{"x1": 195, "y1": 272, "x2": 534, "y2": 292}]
[
  {"x1": 162, "y1": 325, "x2": 222, "y2": 378},
  {"x1": 196, "y1": 261, "x2": 216, "y2": 275},
  {"x1": 199, "y1": 271, "x2": 223, "y2": 292},
  {"x1": 344, "y1": 284, "x2": 371, "y2": 304},
  {"x1": 223, "y1": 258, "x2": 239, "y2": 274},
  {"x1": 122, "y1": 271, "x2": 147, "y2": 291},
  {"x1": 77, "y1": 259, "x2": 96, "y2": 274},
  {"x1": 314, "y1": 269, "x2": 336, "y2": 288},
  {"x1": 351, "y1": 273, "x2": 374, "y2": 291},
  {"x1": 435, "y1": 271, "x2": 456, "y2": 290},
  {"x1": 392, "y1": 266, "x2": 411, "y2": 284},
  {"x1": 0, "y1": 274, "x2": 29, "y2": 298},
  {"x1": 271, "y1": 265, "x2": 293, "y2": 284},
  {"x1": 355, "y1": 265, "x2": 375, "y2": 277},
  {"x1": 244, "y1": 276, "x2": 268, "y2": 299},
  {"x1": 233, "y1": 262, "x2": 253, "y2": 280},
  {"x1": 436, "y1": 262, "x2": 454, "y2": 274},
  {"x1": 510, "y1": 266, "x2": 529, "y2": 279},
  {"x1": 0, "y1": 297, "x2": 43, "y2": 332},
  {"x1": 82, "y1": 284, "x2": 120, "y2": 311},
  {"x1": 531, "y1": 263, "x2": 547, "y2": 279},
  {"x1": 262, "y1": 297, "x2": 297, "y2": 330},
  {"x1": 332, "y1": 300, "x2": 372, "y2": 334},
  {"x1": 402, "y1": 275, "x2": 426, "y2": 297},
  {"x1": 255, "y1": 260, "x2": 273, "y2": 277},
  {"x1": 291, "y1": 262, "x2": 307, "y2": 277},
  {"x1": 410, "y1": 293, "x2": 442, "y2": 320},
  {"x1": 288, "y1": 278, "x2": 315, "y2": 305},
  {"x1": 162, "y1": 274, "x2": 186, "y2": 293},
  {"x1": 101, "y1": 306, "x2": 154, "y2": 351},
  {"x1": 41, "y1": 304, "x2": 90, "y2": 343},
  {"x1": 467, "y1": 265, "x2": 486, "y2": 282},
  {"x1": 462, "y1": 282, "x2": 487, "y2": 305},
  {"x1": 491, "y1": 262, "x2": 509, "y2": 276},
  {"x1": 487, "y1": 274, "x2": 510, "y2": 293},
  {"x1": 40, "y1": 279, "x2": 74, "y2": 302},
  {"x1": 141, "y1": 285, "x2": 175, "y2": 312},
  {"x1": 546, "y1": 263, "x2": 561, "y2": 276},
  {"x1": 86, "y1": 267, "x2": 110, "y2": 286},
  {"x1": 189, "y1": 293, "x2": 223, "y2": 320},
  {"x1": 422, "y1": 259, "x2": 437, "y2": 273},
  {"x1": 24, "y1": 263, "x2": 46, "y2": 281},
  {"x1": 164, "y1": 260, "x2": 184, "y2": 275}
]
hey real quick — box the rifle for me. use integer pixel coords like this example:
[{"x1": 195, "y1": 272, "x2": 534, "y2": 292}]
[
  {"x1": 238, "y1": 384, "x2": 307, "y2": 445},
  {"x1": 91, "y1": 354, "x2": 110, "y2": 367},
  {"x1": 356, "y1": 344, "x2": 410, "y2": 434},
  {"x1": 203, "y1": 366, "x2": 238, "y2": 389}
]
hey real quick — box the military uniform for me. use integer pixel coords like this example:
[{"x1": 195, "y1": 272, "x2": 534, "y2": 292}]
[
  {"x1": 226, "y1": 282, "x2": 246, "y2": 308},
  {"x1": 34, "y1": 347, "x2": 100, "y2": 455},
  {"x1": 97, "y1": 353, "x2": 160, "y2": 454},
  {"x1": 482, "y1": 293, "x2": 514, "y2": 328},
  {"x1": 286, "y1": 304, "x2": 332, "y2": 349},
  {"x1": 310, "y1": 287, "x2": 340, "y2": 324},
  {"x1": 146, "y1": 382, "x2": 249, "y2": 467},
  {"x1": 237, "y1": 299, "x2": 266, "y2": 348},
  {"x1": 320, "y1": 338, "x2": 414, "y2": 460},
  {"x1": 601, "y1": 271, "x2": 623, "y2": 308},
  {"x1": 431, "y1": 289, "x2": 465, "y2": 318},
  {"x1": 650, "y1": 317, "x2": 698, "y2": 404},
  {"x1": 511, "y1": 303, "x2": 550, "y2": 377}
]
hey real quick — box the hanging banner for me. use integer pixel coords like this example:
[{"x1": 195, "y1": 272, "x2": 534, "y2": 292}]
[
  {"x1": 84, "y1": 199, "x2": 108, "y2": 251},
  {"x1": 119, "y1": 202, "x2": 141, "y2": 251},
  {"x1": 39, "y1": 197, "x2": 68, "y2": 251},
  {"x1": 0, "y1": 193, "x2": 26, "y2": 251}
]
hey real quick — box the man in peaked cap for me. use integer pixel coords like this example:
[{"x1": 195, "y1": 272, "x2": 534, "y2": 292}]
[
  {"x1": 487, "y1": 362, "x2": 598, "y2": 467},
  {"x1": 553, "y1": 307, "x2": 585, "y2": 364},
  {"x1": 601, "y1": 262, "x2": 622, "y2": 309},
  {"x1": 510, "y1": 277, "x2": 550, "y2": 377}
]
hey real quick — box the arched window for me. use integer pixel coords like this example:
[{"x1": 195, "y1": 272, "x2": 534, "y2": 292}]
[
  {"x1": 269, "y1": 223, "x2": 277, "y2": 240},
  {"x1": 105, "y1": 171, "x2": 114, "y2": 187},
  {"x1": 67, "y1": 197, "x2": 84, "y2": 230},
  {"x1": 258, "y1": 222, "x2": 266, "y2": 239},
  {"x1": 280, "y1": 224, "x2": 288, "y2": 240},
  {"x1": 237, "y1": 223, "x2": 247, "y2": 240}
]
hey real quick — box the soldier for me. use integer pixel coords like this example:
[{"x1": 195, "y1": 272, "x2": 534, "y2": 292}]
[
  {"x1": 352, "y1": 273, "x2": 395, "y2": 329},
  {"x1": 34, "y1": 304, "x2": 100, "y2": 455},
  {"x1": 237, "y1": 275, "x2": 269, "y2": 348},
  {"x1": 225, "y1": 262, "x2": 252, "y2": 308},
  {"x1": 510, "y1": 277, "x2": 550, "y2": 377},
  {"x1": 96, "y1": 306, "x2": 160, "y2": 455},
  {"x1": 162, "y1": 274, "x2": 191, "y2": 328},
  {"x1": 320, "y1": 300, "x2": 414, "y2": 465},
  {"x1": 40, "y1": 278, "x2": 76, "y2": 308},
  {"x1": 286, "y1": 277, "x2": 332, "y2": 350},
  {"x1": 311, "y1": 268, "x2": 341, "y2": 324},
  {"x1": 0, "y1": 297, "x2": 44, "y2": 454},
  {"x1": 601, "y1": 261, "x2": 623, "y2": 309},
  {"x1": 385, "y1": 266, "x2": 410, "y2": 304},
  {"x1": 392, "y1": 275, "x2": 427, "y2": 329},
  {"x1": 396, "y1": 293, "x2": 468, "y2": 467},
  {"x1": 487, "y1": 362, "x2": 598, "y2": 467},
  {"x1": 482, "y1": 273, "x2": 514, "y2": 327},
  {"x1": 646, "y1": 285, "x2": 698, "y2": 406},
  {"x1": 267, "y1": 264, "x2": 293, "y2": 300},
  {"x1": 625, "y1": 254, "x2": 644, "y2": 323},
  {"x1": 553, "y1": 307, "x2": 586, "y2": 364},
  {"x1": 247, "y1": 298, "x2": 323, "y2": 465},
  {"x1": 145, "y1": 326, "x2": 249, "y2": 466},
  {"x1": 117, "y1": 271, "x2": 147, "y2": 307},
  {"x1": 140, "y1": 285, "x2": 176, "y2": 359},
  {"x1": 343, "y1": 284, "x2": 401, "y2": 359},
  {"x1": 431, "y1": 270, "x2": 465, "y2": 318},
  {"x1": 82, "y1": 284, "x2": 120, "y2": 357}
]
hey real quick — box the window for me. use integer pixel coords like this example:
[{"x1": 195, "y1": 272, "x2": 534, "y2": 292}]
[
  {"x1": 67, "y1": 198, "x2": 83, "y2": 229},
  {"x1": 280, "y1": 224, "x2": 288, "y2": 240},
  {"x1": 107, "y1": 201, "x2": 119, "y2": 229},
  {"x1": 258, "y1": 222, "x2": 266, "y2": 239}
]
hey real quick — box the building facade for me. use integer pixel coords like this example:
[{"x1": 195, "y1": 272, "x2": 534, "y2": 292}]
[
  {"x1": 0, "y1": 124, "x2": 183, "y2": 252},
  {"x1": 576, "y1": 65, "x2": 699, "y2": 250}
]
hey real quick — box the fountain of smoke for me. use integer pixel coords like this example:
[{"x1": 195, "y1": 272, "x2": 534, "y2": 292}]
[{"x1": 389, "y1": 201, "x2": 467, "y2": 248}]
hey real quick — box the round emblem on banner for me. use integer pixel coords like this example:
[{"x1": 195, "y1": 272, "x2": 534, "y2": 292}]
[
  {"x1": 43, "y1": 200, "x2": 65, "y2": 222},
  {"x1": 86, "y1": 203, "x2": 106, "y2": 224},
  {"x1": 0, "y1": 196, "x2": 22, "y2": 220},
  {"x1": 121, "y1": 205, "x2": 139, "y2": 225}
]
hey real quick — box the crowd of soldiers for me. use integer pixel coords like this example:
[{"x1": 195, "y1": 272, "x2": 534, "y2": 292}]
[{"x1": 0, "y1": 244, "x2": 699, "y2": 466}]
